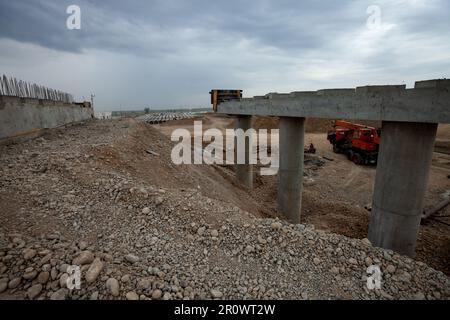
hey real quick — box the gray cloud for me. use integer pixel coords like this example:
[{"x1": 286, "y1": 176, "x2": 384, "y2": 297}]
[
  {"x1": 0, "y1": 0, "x2": 449, "y2": 111},
  {"x1": 0, "y1": 0, "x2": 345, "y2": 54}
]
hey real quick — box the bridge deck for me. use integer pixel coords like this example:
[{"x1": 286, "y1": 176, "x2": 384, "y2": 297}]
[{"x1": 217, "y1": 80, "x2": 450, "y2": 124}]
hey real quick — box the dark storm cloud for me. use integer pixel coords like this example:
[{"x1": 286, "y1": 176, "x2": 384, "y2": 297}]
[
  {"x1": 0, "y1": 0, "x2": 359, "y2": 55},
  {"x1": 0, "y1": 1, "x2": 82, "y2": 52},
  {"x1": 2, "y1": 0, "x2": 447, "y2": 58},
  {"x1": 0, "y1": 0, "x2": 449, "y2": 110}
]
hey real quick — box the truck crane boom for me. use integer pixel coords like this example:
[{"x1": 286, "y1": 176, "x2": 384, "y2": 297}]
[{"x1": 327, "y1": 120, "x2": 381, "y2": 165}]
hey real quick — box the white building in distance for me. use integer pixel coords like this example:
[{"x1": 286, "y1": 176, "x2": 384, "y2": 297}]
[{"x1": 94, "y1": 112, "x2": 112, "y2": 120}]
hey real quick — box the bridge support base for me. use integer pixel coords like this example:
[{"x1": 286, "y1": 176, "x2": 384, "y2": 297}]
[
  {"x1": 277, "y1": 117, "x2": 305, "y2": 223},
  {"x1": 368, "y1": 121, "x2": 438, "y2": 257},
  {"x1": 235, "y1": 115, "x2": 253, "y2": 189}
]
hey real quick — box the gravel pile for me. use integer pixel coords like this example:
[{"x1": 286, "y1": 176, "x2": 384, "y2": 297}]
[{"x1": 0, "y1": 119, "x2": 448, "y2": 300}]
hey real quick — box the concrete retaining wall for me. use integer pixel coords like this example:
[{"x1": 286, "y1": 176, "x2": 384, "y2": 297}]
[{"x1": 0, "y1": 96, "x2": 93, "y2": 140}]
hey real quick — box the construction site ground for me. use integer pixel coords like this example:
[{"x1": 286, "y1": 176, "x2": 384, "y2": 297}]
[
  {"x1": 155, "y1": 114, "x2": 450, "y2": 275},
  {"x1": 0, "y1": 114, "x2": 449, "y2": 300}
]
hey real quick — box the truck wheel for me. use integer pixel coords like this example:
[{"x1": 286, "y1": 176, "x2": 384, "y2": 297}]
[
  {"x1": 352, "y1": 153, "x2": 362, "y2": 165},
  {"x1": 333, "y1": 144, "x2": 340, "y2": 153},
  {"x1": 347, "y1": 150, "x2": 354, "y2": 160}
]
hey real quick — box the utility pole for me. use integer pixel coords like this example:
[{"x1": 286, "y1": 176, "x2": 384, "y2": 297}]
[{"x1": 90, "y1": 93, "x2": 95, "y2": 109}]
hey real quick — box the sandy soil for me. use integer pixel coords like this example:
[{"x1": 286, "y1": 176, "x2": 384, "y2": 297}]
[{"x1": 155, "y1": 114, "x2": 450, "y2": 275}]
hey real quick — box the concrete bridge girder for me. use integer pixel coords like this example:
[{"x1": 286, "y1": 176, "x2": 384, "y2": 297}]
[{"x1": 227, "y1": 79, "x2": 450, "y2": 257}]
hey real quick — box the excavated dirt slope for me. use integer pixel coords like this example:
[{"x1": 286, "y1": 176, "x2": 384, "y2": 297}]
[
  {"x1": 0, "y1": 118, "x2": 448, "y2": 300},
  {"x1": 157, "y1": 115, "x2": 450, "y2": 275}
]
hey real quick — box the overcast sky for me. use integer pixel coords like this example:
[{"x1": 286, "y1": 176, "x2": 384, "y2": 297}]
[{"x1": 0, "y1": 0, "x2": 449, "y2": 111}]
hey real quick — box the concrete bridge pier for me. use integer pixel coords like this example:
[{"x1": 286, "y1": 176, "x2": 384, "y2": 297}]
[
  {"x1": 235, "y1": 115, "x2": 253, "y2": 189},
  {"x1": 216, "y1": 78, "x2": 449, "y2": 257},
  {"x1": 277, "y1": 117, "x2": 306, "y2": 223},
  {"x1": 368, "y1": 121, "x2": 438, "y2": 257}
]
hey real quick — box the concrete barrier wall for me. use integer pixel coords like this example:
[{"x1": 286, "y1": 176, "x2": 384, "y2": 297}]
[{"x1": 0, "y1": 96, "x2": 93, "y2": 140}]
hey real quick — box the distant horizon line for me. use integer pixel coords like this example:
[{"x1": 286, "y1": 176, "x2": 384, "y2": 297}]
[{"x1": 95, "y1": 106, "x2": 211, "y2": 113}]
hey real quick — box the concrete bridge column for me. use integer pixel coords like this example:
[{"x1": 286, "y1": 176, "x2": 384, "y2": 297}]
[
  {"x1": 368, "y1": 121, "x2": 438, "y2": 257},
  {"x1": 277, "y1": 117, "x2": 305, "y2": 223},
  {"x1": 235, "y1": 115, "x2": 253, "y2": 189}
]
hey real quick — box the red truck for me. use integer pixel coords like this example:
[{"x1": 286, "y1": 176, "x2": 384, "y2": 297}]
[{"x1": 327, "y1": 120, "x2": 381, "y2": 165}]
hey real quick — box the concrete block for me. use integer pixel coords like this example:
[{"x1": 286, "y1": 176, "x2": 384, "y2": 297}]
[
  {"x1": 265, "y1": 93, "x2": 291, "y2": 99},
  {"x1": 356, "y1": 85, "x2": 406, "y2": 95},
  {"x1": 0, "y1": 96, "x2": 93, "y2": 140},
  {"x1": 415, "y1": 79, "x2": 450, "y2": 89},
  {"x1": 289, "y1": 91, "x2": 317, "y2": 98},
  {"x1": 317, "y1": 89, "x2": 355, "y2": 96}
]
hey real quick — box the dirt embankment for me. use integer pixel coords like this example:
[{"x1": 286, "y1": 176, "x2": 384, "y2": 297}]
[
  {"x1": 156, "y1": 114, "x2": 450, "y2": 276},
  {"x1": 0, "y1": 118, "x2": 448, "y2": 301}
]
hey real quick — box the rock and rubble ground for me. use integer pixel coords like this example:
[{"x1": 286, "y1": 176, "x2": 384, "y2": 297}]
[
  {"x1": 0, "y1": 117, "x2": 449, "y2": 300},
  {"x1": 157, "y1": 115, "x2": 450, "y2": 274}
]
